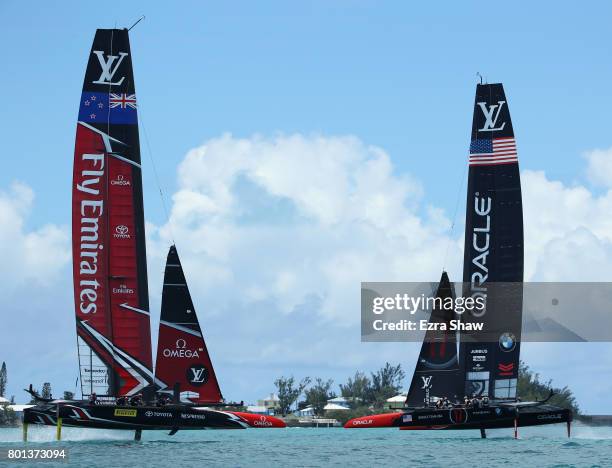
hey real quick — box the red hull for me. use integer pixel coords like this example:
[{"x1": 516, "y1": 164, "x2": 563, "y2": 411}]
[{"x1": 344, "y1": 412, "x2": 401, "y2": 428}]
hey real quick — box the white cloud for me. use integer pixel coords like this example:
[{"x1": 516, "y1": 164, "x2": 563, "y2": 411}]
[
  {"x1": 149, "y1": 133, "x2": 459, "y2": 325},
  {"x1": 584, "y1": 147, "x2": 612, "y2": 188},
  {"x1": 0, "y1": 182, "x2": 70, "y2": 289},
  {"x1": 522, "y1": 170, "x2": 612, "y2": 281}
]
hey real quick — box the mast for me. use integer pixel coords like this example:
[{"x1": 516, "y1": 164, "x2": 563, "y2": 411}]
[
  {"x1": 459, "y1": 83, "x2": 523, "y2": 401},
  {"x1": 154, "y1": 245, "x2": 224, "y2": 404},
  {"x1": 405, "y1": 272, "x2": 461, "y2": 407},
  {"x1": 72, "y1": 29, "x2": 154, "y2": 397}
]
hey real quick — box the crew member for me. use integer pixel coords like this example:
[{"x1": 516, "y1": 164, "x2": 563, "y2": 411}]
[
  {"x1": 129, "y1": 393, "x2": 143, "y2": 406},
  {"x1": 89, "y1": 392, "x2": 97, "y2": 405}
]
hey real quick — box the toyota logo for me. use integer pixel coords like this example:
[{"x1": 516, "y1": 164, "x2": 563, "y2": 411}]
[
  {"x1": 115, "y1": 225, "x2": 129, "y2": 235},
  {"x1": 145, "y1": 411, "x2": 153, "y2": 417}
]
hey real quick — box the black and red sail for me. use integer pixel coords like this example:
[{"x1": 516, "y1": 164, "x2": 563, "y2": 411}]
[
  {"x1": 72, "y1": 29, "x2": 154, "y2": 397},
  {"x1": 405, "y1": 272, "x2": 461, "y2": 407},
  {"x1": 459, "y1": 83, "x2": 524, "y2": 400},
  {"x1": 155, "y1": 246, "x2": 224, "y2": 404}
]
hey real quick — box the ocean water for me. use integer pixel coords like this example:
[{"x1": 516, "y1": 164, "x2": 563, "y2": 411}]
[{"x1": 0, "y1": 423, "x2": 611, "y2": 467}]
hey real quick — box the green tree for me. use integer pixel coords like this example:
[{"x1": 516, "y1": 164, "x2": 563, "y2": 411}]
[
  {"x1": 339, "y1": 371, "x2": 371, "y2": 407},
  {"x1": 304, "y1": 378, "x2": 335, "y2": 416},
  {"x1": 41, "y1": 382, "x2": 52, "y2": 400},
  {"x1": 370, "y1": 363, "x2": 405, "y2": 406},
  {"x1": 0, "y1": 362, "x2": 6, "y2": 397},
  {"x1": 518, "y1": 361, "x2": 579, "y2": 414},
  {"x1": 274, "y1": 376, "x2": 311, "y2": 416}
]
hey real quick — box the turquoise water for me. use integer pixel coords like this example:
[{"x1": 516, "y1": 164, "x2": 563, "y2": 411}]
[{"x1": 1, "y1": 424, "x2": 611, "y2": 467}]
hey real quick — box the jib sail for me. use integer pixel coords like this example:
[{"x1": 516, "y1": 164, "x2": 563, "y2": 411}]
[
  {"x1": 154, "y1": 246, "x2": 224, "y2": 404},
  {"x1": 406, "y1": 272, "x2": 461, "y2": 407},
  {"x1": 459, "y1": 83, "x2": 523, "y2": 400},
  {"x1": 72, "y1": 29, "x2": 154, "y2": 397}
]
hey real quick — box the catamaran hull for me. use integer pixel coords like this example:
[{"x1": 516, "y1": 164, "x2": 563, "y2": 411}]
[
  {"x1": 345, "y1": 404, "x2": 572, "y2": 431},
  {"x1": 24, "y1": 404, "x2": 252, "y2": 430}
]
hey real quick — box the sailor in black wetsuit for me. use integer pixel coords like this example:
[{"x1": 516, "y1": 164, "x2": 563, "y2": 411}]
[{"x1": 89, "y1": 393, "x2": 98, "y2": 405}]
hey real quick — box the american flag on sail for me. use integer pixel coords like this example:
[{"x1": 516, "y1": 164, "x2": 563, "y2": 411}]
[{"x1": 469, "y1": 137, "x2": 518, "y2": 166}]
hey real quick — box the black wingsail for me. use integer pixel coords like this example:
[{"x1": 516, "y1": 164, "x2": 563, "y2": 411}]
[
  {"x1": 154, "y1": 246, "x2": 224, "y2": 404},
  {"x1": 406, "y1": 272, "x2": 461, "y2": 407},
  {"x1": 459, "y1": 83, "x2": 523, "y2": 401}
]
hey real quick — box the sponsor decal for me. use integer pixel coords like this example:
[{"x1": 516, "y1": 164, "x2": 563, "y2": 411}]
[
  {"x1": 114, "y1": 408, "x2": 137, "y2": 417},
  {"x1": 111, "y1": 174, "x2": 131, "y2": 186},
  {"x1": 470, "y1": 349, "x2": 487, "y2": 354},
  {"x1": 472, "y1": 356, "x2": 486, "y2": 362},
  {"x1": 92, "y1": 50, "x2": 128, "y2": 86},
  {"x1": 76, "y1": 151, "x2": 105, "y2": 315},
  {"x1": 112, "y1": 284, "x2": 134, "y2": 295},
  {"x1": 402, "y1": 414, "x2": 413, "y2": 423},
  {"x1": 418, "y1": 413, "x2": 444, "y2": 420},
  {"x1": 477, "y1": 101, "x2": 506, "y2": 132},
  {"x1": 181, "y1": 413, "x2": 206, "y2": 420},
  {"x1": 162, "y1": 339, "x2": 202, "y2": 359},
  {"x1": 253, "y1": 416, "x2": 273, "y2": 427},
  {"x1": 499, "y1": 333, "x2": 517, "y2": 352},
  {"x1": 187, "y1": 364, "x2": 209, "y2": 387},
  {"x1": 498, "y1": 362, "x2": 515, "y2": 376},
  {"x1": 114, "y1": 225, "x2": 131, "y2": 239},
  {"x1": 449, "y1": 408, "x2": 468, "y2": 424},
  {"x1": 144, "y1": 410, "x2": 172, "y2": 418},
  {"x1": 421, "y1": 375, "x2": 432, "y2": 403},
  {"x1": 352, "y1": 419, "x2": 373, "y2": 426},
  {"x1": 537, "y1": 414, "x2": 562, "y2": 420},
  {"x1": 495, "y1": 407, "x2": 502, "y2": 416},
  {"x1": 469, "y1": 193, "x2": 491, "y2": 317}
]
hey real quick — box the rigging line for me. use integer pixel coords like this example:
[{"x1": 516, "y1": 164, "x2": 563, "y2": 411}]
[
  {"x1": 138, "y1": 109, "x2": 175, "y2": 245},
  {"x1": 442, "y1": 158, "x2": 468, "y2": 273},
  {"x1": 128, "y1": 15, "x2": 146, "y2": 31}
]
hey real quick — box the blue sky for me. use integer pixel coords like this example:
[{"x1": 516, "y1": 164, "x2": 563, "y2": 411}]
[{"x1": 1, "y1": 1, "x2": 612, "y2": 412}]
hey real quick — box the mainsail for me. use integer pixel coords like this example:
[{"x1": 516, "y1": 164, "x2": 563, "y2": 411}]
[
  {"x1": 72, "y1": 29, "x2": 154, "y2": 397},
  {"x1": 405, "y1": 272, "x2": 461, "y2": 407},
  {"x1": 459, "y1": 83, "x2": 523, "y2": 400},
  {"x1": 155, "y1": 246, "x2": 224, "y2": 404}
]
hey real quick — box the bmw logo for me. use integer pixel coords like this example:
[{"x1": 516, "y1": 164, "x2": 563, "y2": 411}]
[{"x1": 499, "y1": 332, "x2": 517, "y2": 352}]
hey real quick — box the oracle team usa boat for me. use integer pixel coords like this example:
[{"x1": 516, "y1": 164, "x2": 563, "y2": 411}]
[
  {"x1": 345, "y1": 83, "x2": 572, "y2": 438},
  {"x1": 23, "y1": 27, "x2": 284, "y2": 440}
]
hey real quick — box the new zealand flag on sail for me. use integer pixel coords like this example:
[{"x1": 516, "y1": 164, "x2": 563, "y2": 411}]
[{"x1": 78, "y1": 92, "x2": 137, "y2": 124}]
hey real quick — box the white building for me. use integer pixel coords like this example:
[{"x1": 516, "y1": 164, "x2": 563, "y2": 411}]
[
  {"x1": 256, "y1": 393, "x2": 280, "y2": 411},
  {"x1": 323, "y1": 403, "x2": 349, "y2": 412},
  {"x1": 386, "y1": 393, "x2": 407, "y2": 409},
  {"x1": 7, "y1": 405, "x2": 33, "y2": 419},
  {"x1": 296, "y1": 405, "x2": 315, "y2": 417},
  {"x1": 246, "y1": 405, "x2": 269, "y2": 415}
]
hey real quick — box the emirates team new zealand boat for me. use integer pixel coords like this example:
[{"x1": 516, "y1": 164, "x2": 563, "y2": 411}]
[
  {"x1": 345, "y1": 83, "x2": 572, "y2": 438},
  {"x1": 23, "y1": 28, "x2": 284, "y2": 440}
]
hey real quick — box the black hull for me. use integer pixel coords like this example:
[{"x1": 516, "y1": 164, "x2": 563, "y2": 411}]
[
  {"x1": 24, "y1": 403, "x2": 248, "y2": 431},
  {"x1": 398, "y1": 404, "x2": 571, "y2": 431}
]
